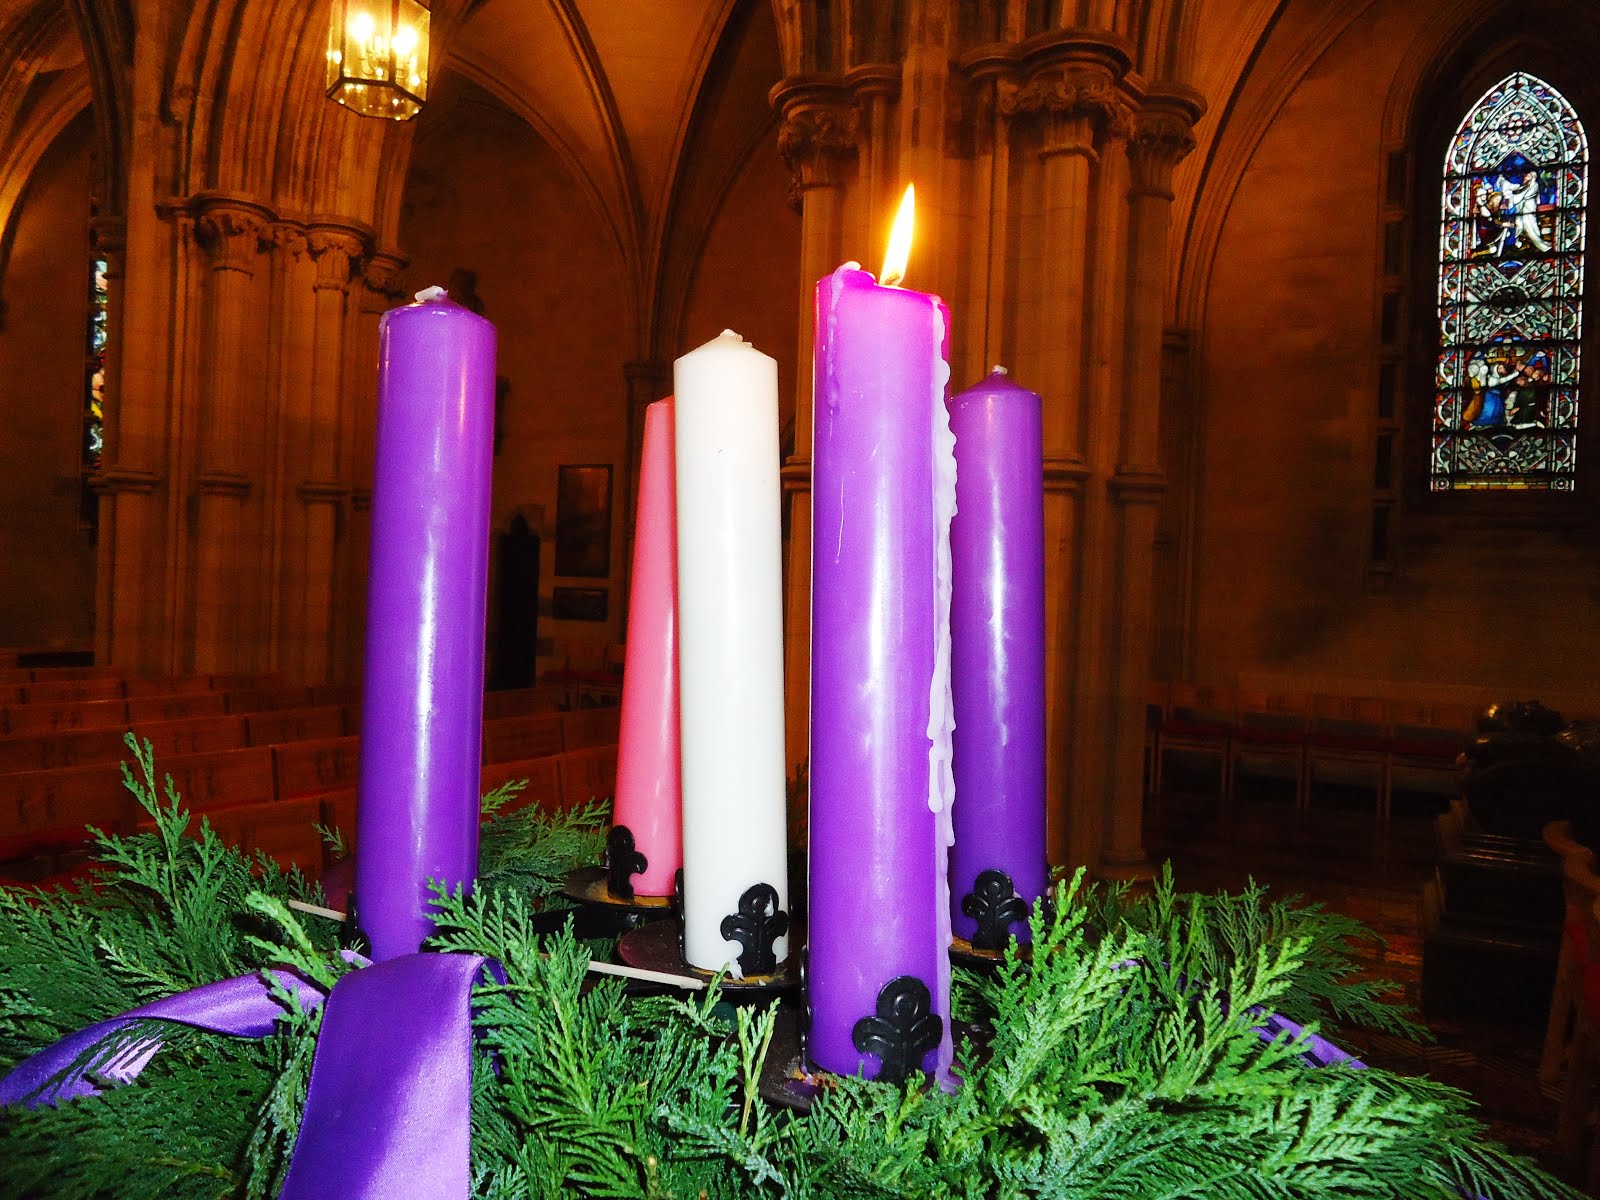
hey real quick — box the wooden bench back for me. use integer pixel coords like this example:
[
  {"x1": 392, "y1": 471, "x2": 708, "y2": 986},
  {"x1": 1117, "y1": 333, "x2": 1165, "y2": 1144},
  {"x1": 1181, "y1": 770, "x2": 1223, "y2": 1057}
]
[
  {"x1": 559, "y1": 746, "x2": 617, "y2": 811},
  {"x1": 273, "y1": 736, "x2": 361, "y2": 799},
  {"x1": 127, "y1": 692, "x2": 229, "y2": 723},
  {"x1": 25, "y1": 678, "x2": 125, "y2": 704},
  {"x1": 3, "y1": 699, "x2": 130, "y2": 736},
  {"x1": 483, "y1": 713, "x2": 564, "y2": 763},
  {"x1": 245, "y1": 706, "x2": 349, "y2": 747},
  {"x1": 561, "y1": 707, "x2": 621, "y2": 751}
]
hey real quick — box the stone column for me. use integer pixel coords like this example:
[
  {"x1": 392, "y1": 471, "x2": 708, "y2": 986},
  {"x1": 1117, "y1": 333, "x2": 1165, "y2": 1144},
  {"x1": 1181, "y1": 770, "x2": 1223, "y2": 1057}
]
[
  {"x1": 190, "y1": 193, "x2": 273, "y2": 674},
  {"x1": 999, "y1": 36, "x2": 1132, "y2": 869},
  {"x1": 297, "y1": 223, "x2": 366, "y2": 683},
  {"x1": 1099, "y1": 88, "x2": 1202, "y2": 876},
  {"x1": 332, "y1": 250, "x2": 406, "y2": 682},
  {"x1": 771, "y1": 79, "x2": 857, "y2": 775}
]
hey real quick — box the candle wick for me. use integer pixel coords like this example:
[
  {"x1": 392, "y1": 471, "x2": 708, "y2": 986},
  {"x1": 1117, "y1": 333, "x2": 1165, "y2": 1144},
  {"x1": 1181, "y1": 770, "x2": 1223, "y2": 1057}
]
[
  {"x1": 991, "y1": 365, "x2": 1008, "y2": 376},
  {"x1": 414, "y1": 284, "x2": 450, "y2": 303}
]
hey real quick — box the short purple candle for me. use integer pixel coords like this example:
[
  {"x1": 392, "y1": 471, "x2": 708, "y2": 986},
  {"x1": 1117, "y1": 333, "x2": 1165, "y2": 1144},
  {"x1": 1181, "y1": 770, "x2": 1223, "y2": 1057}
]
[
  {"x1": 947, "y1": 368, "x2": 1047, "y2": 947},
  {"x1": 355, "y1": 288, "x2": 496, "y2": 961},
  {"x1": 808, "y1": 255, "x2": 957, "y2": 1086}
]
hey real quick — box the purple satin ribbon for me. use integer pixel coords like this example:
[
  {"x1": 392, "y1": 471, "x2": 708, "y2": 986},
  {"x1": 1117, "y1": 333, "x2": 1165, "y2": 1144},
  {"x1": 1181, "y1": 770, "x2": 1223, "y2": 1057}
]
[
  {"x1": 0, "y1": 968, "x2": 327, "y2": 1109},
  {"x1": 279, "y1": 953, "x2": 490, "y2": 1200}
]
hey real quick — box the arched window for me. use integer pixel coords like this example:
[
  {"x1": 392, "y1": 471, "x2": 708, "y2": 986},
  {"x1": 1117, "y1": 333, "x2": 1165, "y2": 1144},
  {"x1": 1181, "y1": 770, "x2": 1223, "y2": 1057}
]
[
  {"x1": 1433, "y1": 72, "x2": 1588, "y2": 491},
  {"x1": 80, "y1": 254, "x2": 108, "y2": 531}
]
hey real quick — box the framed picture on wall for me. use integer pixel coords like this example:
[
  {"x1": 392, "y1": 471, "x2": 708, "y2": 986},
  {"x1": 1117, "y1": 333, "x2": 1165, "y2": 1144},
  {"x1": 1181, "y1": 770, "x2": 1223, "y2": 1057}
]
[
  {"x1": 554, "y1": 464, "x2": 613, "y2": 578},
  {"x1": 552, "y1": 586, "x2": 608, "y2": 622}
]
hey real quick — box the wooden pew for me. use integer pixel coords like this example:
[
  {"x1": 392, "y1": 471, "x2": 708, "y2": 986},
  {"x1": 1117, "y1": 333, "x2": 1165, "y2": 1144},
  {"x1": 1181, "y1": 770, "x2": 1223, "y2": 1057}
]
[
  {"x1": 25, "y1": 678, "x2": 124, "y2": 704},
  {"x1": 558, "y1": 745, "x2": 617, "y2": 812},
  {"x1": 3, "y1": 699, "x2": 130, "y2": 736},
  {"x1": 124, "y1": 675, "x2": 213, "y2": 697},
  {"x1": 483, "y1": 686, "x2": 565, "y2": 719},
  {"x1": 26, "y1": 665, "x2": 117, "y2": 682},
  {"x1": 151, "y1": 797, "x2": 325, "y2": 873},
  {"x1": 128, "y1": 692, "x2": 228, "y2": 723},
  {"x1": 0, "y1": 746, "x2": 274, "y2": 859},
  {"x1": 310, "y1": 683, "x2": 361, "y2": 707},
  {"x1": 481, "y1": 754, "x2": 565, "y2": 814},
  {"x1": 561, "y1": 706, "x2": 621, "y2": 751},
  {"x1": 483, "y1": 713, "x2": 564, "y2": 763},
  {"x1": 246, "y1": 706, "x2": 348, "y2": 746},
  {"x1": 225, "y1": 685, "x2": 315, "y2": 714},
  {"x1": 274, "y1": 736, "x2": 361, "y2": 800},
  {"x1": 0, "y1": 715, "x2": 249, "y2": 774}
]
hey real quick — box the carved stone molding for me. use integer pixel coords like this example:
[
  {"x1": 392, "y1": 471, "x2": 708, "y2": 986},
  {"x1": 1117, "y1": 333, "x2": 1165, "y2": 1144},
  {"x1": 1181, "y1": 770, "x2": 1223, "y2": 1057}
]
[
  {"x1": 308, "y1": 228, "x2": 367, "y2": 292},
  {"x1": 191, "y1": 196, "x2": 275, "y2": 274},
  {"x1": 771, "y1": 77, "x2": 858, "y2": 205},
  {"x1": 91, "y1": 467, "x2": 163, "y2": 495},
  {"x1": 780, "y1": 459, "x2": 811, "y2": 494},
  {"x1": 350, "y1": 488, "x2": 373, "y2": 512},
  {"x1": 1002, "y1": 76, "x2": 1133, "y2": 159},
  {"x1": 1108, "y1": 468, "x2": 1167, "y2": 503},
  {"x1": 297, "y1": 480, "x2": 348, "y2": 505},
  {"x1": 1044, "y1": 456, "x2": 1092, "y2": 492},
  {"x1": 196, "y1": 471, "x2": 252, "y2": 498},
  {"x1": 845, "y1": 63, "x2": 900, "y2": 103}
]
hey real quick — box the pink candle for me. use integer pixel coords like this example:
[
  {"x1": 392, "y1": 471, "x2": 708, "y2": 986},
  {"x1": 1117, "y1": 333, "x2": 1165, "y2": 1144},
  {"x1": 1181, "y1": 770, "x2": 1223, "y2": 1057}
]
[{"x1": 609, "y1": 398, "x2": 681, "y2": 897}]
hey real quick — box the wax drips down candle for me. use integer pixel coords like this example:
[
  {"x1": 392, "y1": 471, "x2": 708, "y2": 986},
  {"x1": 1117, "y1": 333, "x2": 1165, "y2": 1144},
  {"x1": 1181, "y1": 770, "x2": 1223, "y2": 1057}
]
[
  {"x1": 947, "y1": 368, "x2": 1047, "y2": 949},
  {"x1": 807, "y1": 186, "x2": 958, "y2": 1085},
  {"x1": 673, "y1": 332, "x2": 790, "y2": 976},
  {"x1": 608, "y1": 397, "x2": 682, "y2": 898},
  {"x1": 354, "y1": 286, "x2": 496, "y2": 962}
]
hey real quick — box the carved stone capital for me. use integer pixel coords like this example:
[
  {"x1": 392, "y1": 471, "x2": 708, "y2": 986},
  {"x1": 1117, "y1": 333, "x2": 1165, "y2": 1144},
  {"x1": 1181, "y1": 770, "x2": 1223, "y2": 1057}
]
[
  {"x1": 1002, "y1": 76, "x2": 1133, "y2": 162},
  {"x1": 363, "y1": 250, "x2": 408, "y2": 300},
  {"x1": 1127, "y1": 86, "x2": 1205, "y2": 199},
  {"x1": 270, "y1": 223, "x2": 309, "y2": 260},
  {"x1": 1044, "y1": 456, "x2": 1091, "y2": 493},
  {"x1": 308, "y1": 228, "x2": 367, "y2": 292},
  {"x1": 771, "y1": 78, "x2": 858, "y2": 205},
  {"x1": 191, "y1": 196, "x2": 274, "y2": 273}
]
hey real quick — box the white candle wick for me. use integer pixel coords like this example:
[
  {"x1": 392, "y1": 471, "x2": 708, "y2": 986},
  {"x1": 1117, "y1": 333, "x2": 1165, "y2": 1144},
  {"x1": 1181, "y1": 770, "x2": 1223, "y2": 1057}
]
[
  {"x1": 992, "y1": 365, "x2": 1009, "y2": 376},
  {"x1": 414, "y1": 285, "x2": 450, "y2": 303}
]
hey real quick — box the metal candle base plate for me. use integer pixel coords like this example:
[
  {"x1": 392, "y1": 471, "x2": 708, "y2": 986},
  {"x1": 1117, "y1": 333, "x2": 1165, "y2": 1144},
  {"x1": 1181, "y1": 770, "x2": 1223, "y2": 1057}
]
[
  {"x1": 616, "y1": 918, "x2": 802, "y2": 994},
  {"x1": 562, "y1": 864, "x2": 674, "y2": 911}
]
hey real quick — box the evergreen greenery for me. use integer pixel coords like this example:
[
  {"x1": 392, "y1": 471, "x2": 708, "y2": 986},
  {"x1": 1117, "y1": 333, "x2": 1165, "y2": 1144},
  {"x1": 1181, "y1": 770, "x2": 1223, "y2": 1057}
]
[{"x1": 0, "y1": 737, "x2": 1582, "y2": 1199}]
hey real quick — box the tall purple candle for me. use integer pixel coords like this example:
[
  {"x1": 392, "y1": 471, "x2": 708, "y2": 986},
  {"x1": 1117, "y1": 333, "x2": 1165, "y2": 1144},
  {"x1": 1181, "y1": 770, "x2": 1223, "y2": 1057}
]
[
  {"x1": 355, "y1": 287, "x2": 496, "y2": 961},
  {"x1": 948, "y1": 368, "x2": 1047, "y2": 948},
  {"x1": 808, "y1": 205, "x2": 958, "y2": 1085}
]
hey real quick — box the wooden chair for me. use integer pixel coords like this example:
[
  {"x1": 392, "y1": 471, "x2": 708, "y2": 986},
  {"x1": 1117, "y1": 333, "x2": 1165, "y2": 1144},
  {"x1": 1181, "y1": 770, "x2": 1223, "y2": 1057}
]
[
  {"x1": 1228, "y1": 689, "x2": 1311, "y2": 807},
  {"x1": 1385, "y1": 700, "x2": 1475, "y2": 819},
  {"x1": 1542, "y1": 820, "x2": 1594, "y2": 1086},
  {"x1": 1305, "y1": 694, "x2": 1390, "y2": 816},
  {"x1": 1152, "y1": 683, "x2": 1234, "y2": 797}
]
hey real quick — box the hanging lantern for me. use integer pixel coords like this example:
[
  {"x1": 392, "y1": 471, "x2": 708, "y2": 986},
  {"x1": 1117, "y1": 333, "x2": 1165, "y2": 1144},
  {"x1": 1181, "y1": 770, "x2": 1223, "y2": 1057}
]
[{"x1": 326, "y1": 0, "x2": 430, "y2": 120}]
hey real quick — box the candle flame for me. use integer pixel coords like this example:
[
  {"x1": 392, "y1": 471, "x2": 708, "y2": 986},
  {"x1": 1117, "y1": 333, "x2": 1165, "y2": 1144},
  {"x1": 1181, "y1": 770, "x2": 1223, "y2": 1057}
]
[{"x1": 880, "y1": 184, "x2": 915, "y2": 288}]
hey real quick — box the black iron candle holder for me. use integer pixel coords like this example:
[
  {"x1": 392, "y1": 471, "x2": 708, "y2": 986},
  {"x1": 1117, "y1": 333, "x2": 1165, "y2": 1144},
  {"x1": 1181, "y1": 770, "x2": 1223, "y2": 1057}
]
[{"x1": 616, "y1": 901, "x2": 801, "y2": 997}]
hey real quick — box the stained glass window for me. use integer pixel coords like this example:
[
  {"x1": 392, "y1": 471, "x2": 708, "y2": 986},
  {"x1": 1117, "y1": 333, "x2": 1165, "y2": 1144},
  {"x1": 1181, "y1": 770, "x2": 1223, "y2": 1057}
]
[
  {"x1": 83, "y1": 256, "x2": 107, "y2": 470},
  {"x1": 1434, "y1": 73, "x2": 1588, "y2": 491}
]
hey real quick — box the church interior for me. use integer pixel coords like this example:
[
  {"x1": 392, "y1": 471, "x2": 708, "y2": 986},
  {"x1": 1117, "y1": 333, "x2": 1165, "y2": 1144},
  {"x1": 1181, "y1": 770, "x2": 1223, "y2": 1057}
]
[{"x1": 3, "y1": 0, "x2": 1600, "y2": 1190}]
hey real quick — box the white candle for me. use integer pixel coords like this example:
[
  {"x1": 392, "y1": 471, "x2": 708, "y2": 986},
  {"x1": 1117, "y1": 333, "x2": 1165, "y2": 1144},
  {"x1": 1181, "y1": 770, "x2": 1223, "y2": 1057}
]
[{"x1": 673, "y1": 330, "x2": 789, "y2": 975}]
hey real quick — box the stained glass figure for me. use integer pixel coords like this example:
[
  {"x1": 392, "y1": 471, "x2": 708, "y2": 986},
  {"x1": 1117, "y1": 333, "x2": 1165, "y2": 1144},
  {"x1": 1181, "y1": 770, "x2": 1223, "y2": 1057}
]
[
  {"x1": 84, "y1": 257, "x2": 107, "y2": 468},
  {"x1": 1434, "y1": 73, "x2": 1587, "y2": 491}
]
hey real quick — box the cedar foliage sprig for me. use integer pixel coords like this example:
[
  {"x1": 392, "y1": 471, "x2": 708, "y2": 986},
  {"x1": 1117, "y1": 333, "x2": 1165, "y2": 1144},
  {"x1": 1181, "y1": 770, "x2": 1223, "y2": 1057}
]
[{"x1": 0, "y1": 742, "x2": 1585, "y2": 1200}]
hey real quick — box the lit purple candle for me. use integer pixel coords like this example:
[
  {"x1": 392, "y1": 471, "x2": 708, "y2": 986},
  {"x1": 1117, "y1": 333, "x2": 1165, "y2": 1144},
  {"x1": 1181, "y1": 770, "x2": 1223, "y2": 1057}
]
[
  {"x1": 808, "y1": 188, "x2": 958, "y2": 1085},
  {"x1": 355, "y1": 287, "x2": 496, "y2": 961},
  {"x1": 948, "y1": 368, "x2": 1047, "y2": 948}
]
